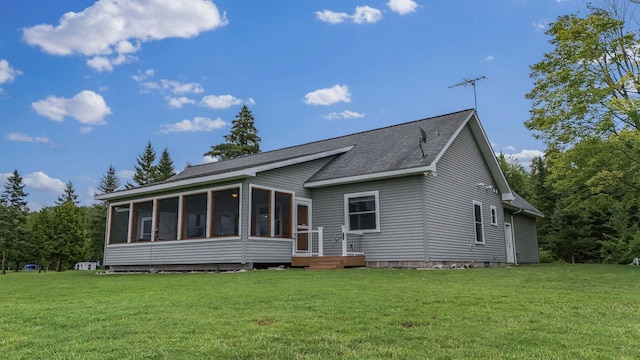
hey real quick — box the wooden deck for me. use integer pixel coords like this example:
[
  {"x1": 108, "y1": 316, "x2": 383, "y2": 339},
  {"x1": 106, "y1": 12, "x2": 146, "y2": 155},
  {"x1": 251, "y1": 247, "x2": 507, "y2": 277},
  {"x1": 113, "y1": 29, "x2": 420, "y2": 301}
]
[{"x1": 291, "y1": 255, "x2": 366, "y2": 269}]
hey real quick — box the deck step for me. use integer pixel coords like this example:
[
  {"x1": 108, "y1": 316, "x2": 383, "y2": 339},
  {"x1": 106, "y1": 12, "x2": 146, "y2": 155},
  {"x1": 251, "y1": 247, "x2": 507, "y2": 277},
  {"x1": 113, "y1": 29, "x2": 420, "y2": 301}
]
[{"x1": 305, "y1": 260, "x2": 345, "y2": 271}]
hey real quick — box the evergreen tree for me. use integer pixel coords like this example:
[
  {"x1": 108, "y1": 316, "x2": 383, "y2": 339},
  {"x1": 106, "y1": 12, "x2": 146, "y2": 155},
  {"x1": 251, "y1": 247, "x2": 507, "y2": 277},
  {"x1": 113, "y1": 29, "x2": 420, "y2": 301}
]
[
  {"x1": 51, "y1": 201, "x2": 86, "y2": 271},
  {"x1": 155, "y1": 147, "x2": 176, "y2": 182},
  {"x1": 0, "y1": 170, "x2": 29, "y2": 274},
  {"x1": 204, "y1": 105, "x2": 261, "y2": 160},
  {"x1": 97, "y1": 164, "x2": 121, "y2": 195},
  {"x1": 128, "y1": 141, "x2": 158, "y2": 188},
  {"x1": 27, "y1": 207, "x2": 55, "y2": 272},
  {"x1": 56, "y1": 181, "x2": 79, "y2": 206}
]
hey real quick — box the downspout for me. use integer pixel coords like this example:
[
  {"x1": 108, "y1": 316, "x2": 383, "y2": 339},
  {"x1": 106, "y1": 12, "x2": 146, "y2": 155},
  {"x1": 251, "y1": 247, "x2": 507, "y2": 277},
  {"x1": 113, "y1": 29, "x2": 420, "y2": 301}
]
[{"x1": 510, "y1": 208, "x2": 523, "y2": 265}]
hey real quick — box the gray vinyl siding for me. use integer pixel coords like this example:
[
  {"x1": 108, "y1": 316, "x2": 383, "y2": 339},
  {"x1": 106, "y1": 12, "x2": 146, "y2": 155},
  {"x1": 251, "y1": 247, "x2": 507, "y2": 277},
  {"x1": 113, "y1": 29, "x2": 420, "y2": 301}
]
[
  {"x1": 312, "y1": 176, "x2": 425, "y2": 261},
  {"x1": 104, "y1": 239, "x2": 243, "y2": 265},
  {"x1": 250, "y1": 157, "x2": 335, "y2": 199},
  {"x1": 509, "y1": 211, "x2": 540, "y2": 263},
  {"x1": 245, "y1": 239, "x2": 293, "y2": 263},
  {"x1": 424, "y1": 124, "x2": 506, "y2": 262}
]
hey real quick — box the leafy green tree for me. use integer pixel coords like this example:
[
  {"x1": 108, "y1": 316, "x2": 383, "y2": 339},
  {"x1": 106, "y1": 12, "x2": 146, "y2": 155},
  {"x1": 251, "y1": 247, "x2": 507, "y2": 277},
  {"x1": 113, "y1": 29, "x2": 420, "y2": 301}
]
[
  {"x1": 204, "y1": 105, "x2": 261, "y2": 160},
  {"x1": 0, "y1": 170, "x2": 29, "y2": 274},
  {"x1": 155, "y1": 147, "x2": 176, "y2": 182},
  {"x1": 27, "y1": 207, "x2": 55, "y2": 272},
  {"x1": 51, "y1": 201, "x2": 87, "y2": 271},
  {"x1": 526, "y1": 3, "x2": 640, "y2": 149},
  {"x1": 128, "y1": 141, "x2": 159, "y2": 188},
  {"x1": 97, "y1": 164, "x2": 121, "y2": 196},
  {"x1": 496, "y1": 152, "x2": 532, "y2": 200},
  {"x1": 82, "y1": 204, "x2": 106, "y2": 264}
]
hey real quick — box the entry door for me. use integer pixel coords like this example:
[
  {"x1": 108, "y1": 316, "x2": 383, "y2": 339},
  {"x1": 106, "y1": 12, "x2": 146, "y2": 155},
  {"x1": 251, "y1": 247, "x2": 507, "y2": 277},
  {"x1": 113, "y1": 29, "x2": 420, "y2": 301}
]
[
  {"x1": 295, "y1": 199, "x2": 311, "y2": 251},
  {"x1": 504, "y1": 223, "x2": 517, "y2": 264}
]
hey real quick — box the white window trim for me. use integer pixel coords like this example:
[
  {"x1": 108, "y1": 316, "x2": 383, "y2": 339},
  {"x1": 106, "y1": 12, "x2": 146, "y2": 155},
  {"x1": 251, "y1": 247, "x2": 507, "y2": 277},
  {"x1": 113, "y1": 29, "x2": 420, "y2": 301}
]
[
  {"x1": 248, "y1": 184, "x2": 295, "y2": 239},
  {"x1": 344, "y1": 190, "x2": 381, "y2": 233},
  {"x1": 490, "y1": 205, "x2": 498, "y2": 226},
  {"x1": 473, "y1": 200, "x2": 485, "y2": 244}
]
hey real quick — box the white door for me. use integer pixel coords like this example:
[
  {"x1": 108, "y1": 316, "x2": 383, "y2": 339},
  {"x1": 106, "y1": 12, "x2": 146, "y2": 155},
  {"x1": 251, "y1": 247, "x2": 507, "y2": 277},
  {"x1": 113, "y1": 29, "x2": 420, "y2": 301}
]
[{"x1": 504, "y1": 223, "x2": 516, "y2": 264}]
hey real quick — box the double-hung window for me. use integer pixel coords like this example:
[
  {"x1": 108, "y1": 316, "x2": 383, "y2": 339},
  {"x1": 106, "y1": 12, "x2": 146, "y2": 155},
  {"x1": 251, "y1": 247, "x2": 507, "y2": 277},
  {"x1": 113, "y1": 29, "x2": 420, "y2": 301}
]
[
  {"x1": 473, "y1": 201, "x2": 484, "y2": 244},
  {"x1": 345, "y1": 191, "x2": 380, "y2": 232}
]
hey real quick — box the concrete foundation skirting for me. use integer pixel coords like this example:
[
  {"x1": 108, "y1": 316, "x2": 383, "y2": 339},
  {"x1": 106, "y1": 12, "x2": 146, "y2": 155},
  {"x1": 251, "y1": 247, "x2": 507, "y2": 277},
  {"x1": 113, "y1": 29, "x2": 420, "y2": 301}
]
[
  {"x1": 108, "y1": 263, "x2": 253, "y2": 273},
  {"x1": 366, "y1": 260, "x2": 508, "y2": 269}
]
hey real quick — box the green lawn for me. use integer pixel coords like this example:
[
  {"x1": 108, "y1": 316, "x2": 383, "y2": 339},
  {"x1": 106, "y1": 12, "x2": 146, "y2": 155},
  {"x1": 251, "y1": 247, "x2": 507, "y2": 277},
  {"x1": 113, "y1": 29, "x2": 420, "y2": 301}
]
[{"x1": 1, "y1": 264, "x2": 639, "y2": 359}]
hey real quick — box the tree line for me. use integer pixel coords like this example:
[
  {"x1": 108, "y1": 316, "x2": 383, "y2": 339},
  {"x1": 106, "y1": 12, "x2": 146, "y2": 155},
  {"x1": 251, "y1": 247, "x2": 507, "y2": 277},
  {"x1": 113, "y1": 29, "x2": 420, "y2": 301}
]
[{"x1": 0, "y1": 106, "x2": 260, "y2": 273}]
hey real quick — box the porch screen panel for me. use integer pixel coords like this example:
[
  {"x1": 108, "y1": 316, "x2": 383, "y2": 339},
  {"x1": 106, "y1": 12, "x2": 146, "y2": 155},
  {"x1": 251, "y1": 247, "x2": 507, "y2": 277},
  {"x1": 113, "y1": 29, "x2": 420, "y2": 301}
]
[
  {"x1": 132, "y1": 201, "x2": 153, "y2": 242},
  {"x1": 251, "y1": 188, "x2": 271, "y2": 237},
  {"x1": 156, "y1": 197, "x2": 178, "y2": 241},
  {"x1": 182, "y1": 193, "x2": 207, "y2": 239},
  {"x1": 211, "y1": 188, "x2": 240, "y2": 237},
  {"x1": 274, "y1": 192, "x2": 292, "y2": 238},
  {"x1": 109, "y1": 204, "x2": 130, "y2": 244},
  {"x1": 348, "y1": 195, "x2": 377, "y2": 231}
]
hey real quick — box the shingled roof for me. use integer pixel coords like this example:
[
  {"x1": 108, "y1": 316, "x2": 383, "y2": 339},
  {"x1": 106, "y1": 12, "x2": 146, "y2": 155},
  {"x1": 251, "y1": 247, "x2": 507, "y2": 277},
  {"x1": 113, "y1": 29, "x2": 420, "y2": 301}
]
[{"x1": 96, "y1": 109, "x2": 514, "y2": 201}]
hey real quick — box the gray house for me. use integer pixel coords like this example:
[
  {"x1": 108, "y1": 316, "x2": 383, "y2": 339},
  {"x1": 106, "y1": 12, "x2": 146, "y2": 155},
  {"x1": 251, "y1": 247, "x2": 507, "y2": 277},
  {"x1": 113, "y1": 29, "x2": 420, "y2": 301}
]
[{"x1": 95, "y1": 109, "x2": 542, "y2": 271}]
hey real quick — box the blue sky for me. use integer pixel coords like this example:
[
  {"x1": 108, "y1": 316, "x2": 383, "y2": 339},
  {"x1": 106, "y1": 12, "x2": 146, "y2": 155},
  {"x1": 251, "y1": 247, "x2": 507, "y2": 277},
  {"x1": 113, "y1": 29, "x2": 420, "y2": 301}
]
[{"x1": 1, "y1": 0, "x2": 587, "y2": 211}]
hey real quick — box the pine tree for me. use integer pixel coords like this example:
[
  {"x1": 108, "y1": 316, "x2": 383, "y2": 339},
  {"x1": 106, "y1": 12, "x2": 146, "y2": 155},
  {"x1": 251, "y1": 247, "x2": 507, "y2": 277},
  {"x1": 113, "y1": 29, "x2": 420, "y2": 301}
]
[
  {"x1": 0, "y1": 170, "x2": 29, "y2": 274},
  {"x1": 129, "y1": 141, "x2": 159, "y2": 188},
  {"x1": 204, "y1": 105, "x2": 261, "y2": 160},
  {"x1": 155, "y1": 147, "x2": 176, "y2": 182},
  {"x1": 56, "y1": 181, "x2": 79, "y2": 206},
  {"x1": 97, "y1": 164, "x2": 120, "y2": 195}
]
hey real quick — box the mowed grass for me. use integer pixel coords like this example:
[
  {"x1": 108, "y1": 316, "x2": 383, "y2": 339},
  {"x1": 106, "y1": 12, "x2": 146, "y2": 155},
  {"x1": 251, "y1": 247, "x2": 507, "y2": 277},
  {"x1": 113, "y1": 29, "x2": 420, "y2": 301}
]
[{"x1": 1, "y1": 264, "x2": 639, "y2": 359}]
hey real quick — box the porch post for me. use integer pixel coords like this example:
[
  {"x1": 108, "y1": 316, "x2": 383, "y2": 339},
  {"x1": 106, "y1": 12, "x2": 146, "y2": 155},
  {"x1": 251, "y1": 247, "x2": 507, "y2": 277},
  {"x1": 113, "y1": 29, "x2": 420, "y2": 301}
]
[
  {"x1": 341, "y1": 225, "x2": 347, "y2": 256},
  {"x1": 317, "y1": 227, "x2": 324, "y2": 256},
  {"x1": 292, "y1": 233, "x2": 296, "y2": 256}
]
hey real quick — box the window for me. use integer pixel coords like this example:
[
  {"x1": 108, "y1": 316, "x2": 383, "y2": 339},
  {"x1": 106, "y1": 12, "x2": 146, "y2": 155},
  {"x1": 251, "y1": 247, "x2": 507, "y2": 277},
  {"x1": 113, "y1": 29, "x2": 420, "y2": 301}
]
[
  {"x1": 473, "y1": 201, "x2": 484, "y2": 244},
  {"x1": 182, "y1": 193, "x2": 207, "y2": 239},
  {"x1": 156, "y1": 197, "x2": 179, "y2": 241},
  {"x1": 345, "y1": 191, "x2": 380, "y2": 232},
  {"x1": 132, "y1": 201, "x2": 153, "y2": 242},
  {"x1": 109, "y1": 204, "x2": 130, "y2": 244},
  {"x1": 211, "y1": 188, "x2": 240, "y2": 237},
  {"x1": 250, "y1": 187, "x2": 293, "y2": 238},
  {"x1": 490, "y1": 205, "x2": 498, "y2": 226}
]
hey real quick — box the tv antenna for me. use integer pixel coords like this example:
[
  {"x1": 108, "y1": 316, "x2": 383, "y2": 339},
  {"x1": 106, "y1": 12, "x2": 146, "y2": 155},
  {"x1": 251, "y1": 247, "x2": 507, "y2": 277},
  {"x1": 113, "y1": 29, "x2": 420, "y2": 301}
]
[
  {"x1": 418, "y1": 126, "x2": 439, "y2": 157},
  {"x1": 448, "y1": 76, "x2": 486, "y2": 111}
]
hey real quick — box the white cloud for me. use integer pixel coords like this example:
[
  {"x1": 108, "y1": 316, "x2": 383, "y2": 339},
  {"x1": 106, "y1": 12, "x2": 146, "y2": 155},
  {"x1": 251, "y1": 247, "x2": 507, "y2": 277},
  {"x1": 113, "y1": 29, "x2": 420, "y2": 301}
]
[
  {"x1": 0, "y1": 59, "x2": 22, "y2": 84},
  {"x1": 167, "y1": 96, "x2": 196, "y2": 109},
  {"x1": 160, "y1": 116, "x2": 227, "y2": 133},
  {"x1": 22, "y1": 0, "x2": 228, "y2": 71},
  {"x1": 139, "y1": 79, "x2": 204, "y2": 94},
  {"x1": 500, "y1": 149, "x2": 544, "y2": 167},
  {"x1": 532, "y1": 19, "x2": 550, "y2": 31},
  {"x1": 316, "y1": 6, "x2": 382, "y2": 24},
  {"x1": 315, "y1": 10, "x2": 351, "y2": 24},
  {"x1": 132, "y1": 68, "x2": 155, "y2": 82},
  {"x1": 200, "y1": 94, "x2": 243, "y2": 109},
  {"x1": 486, "y1": 55, "x2": 495, "y2": 61},
  {"x1": 323, "y1": 110, "x2": 365, "y2": 120},
  {"x1": 304, "y1": 84, "x2": 351, "y2": 105},
  {"x1": 202, "y1": 155, "x2": 219, "y2": 164},
  {"x1": 32, "y1": 90, "x2": 111, "y2": 125},
  {"x1": 6, "y1": 133, "x2": 53, "y2": 145},
  {"x1": 118, "y1": 170, "x2": 135, "y2": 179},
  {"x1": 353, "y1": 6, "x2": 383, "y2": 24},
  {"x1": 22, "y1": 171, "x2": 66, "y2": 194},
  {"x1": 387, "y1": 0, "x2": 418, "y2": 15}
]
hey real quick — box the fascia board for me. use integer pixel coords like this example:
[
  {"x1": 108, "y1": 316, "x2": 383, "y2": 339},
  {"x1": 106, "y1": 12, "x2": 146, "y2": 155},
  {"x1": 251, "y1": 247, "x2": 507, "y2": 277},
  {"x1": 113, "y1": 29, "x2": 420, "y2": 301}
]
[
  {"x1": 304, "y1": 165, "x2": 436, "y2": 188},
  {"x1": 95, "y1": 146, "x2": 354, "y2": 201}
]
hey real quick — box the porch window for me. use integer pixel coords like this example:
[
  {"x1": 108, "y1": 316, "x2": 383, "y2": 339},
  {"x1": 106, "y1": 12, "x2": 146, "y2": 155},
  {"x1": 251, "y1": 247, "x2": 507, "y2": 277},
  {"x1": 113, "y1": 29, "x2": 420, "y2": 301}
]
[
  {"x1": 132, "y1": 201, "x2": 153, "y2": 242},
  {"x1": 345, "y1": 191, "x2": 380, "y2": 232},
  {"x1": 156, "y1": 197, "x2": 178, "y2": 241},
  {"x1": 211, "y1": 187, "x2": 240, "y2": 237},
  {"x1": 473, "y1": 201, "x2": 485, "y2": 244},
  {"x1": 250, "y1": 187, "x2": 293, "y2": 238},
  {"x1": 182, "y1": 193, "x2": 207, "y2": 239},
  {"x1": 109, "y1": 204, "x2": 130, "y2": 244}
]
